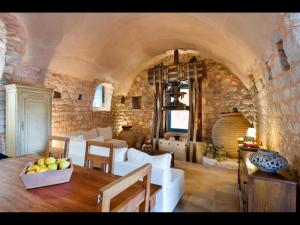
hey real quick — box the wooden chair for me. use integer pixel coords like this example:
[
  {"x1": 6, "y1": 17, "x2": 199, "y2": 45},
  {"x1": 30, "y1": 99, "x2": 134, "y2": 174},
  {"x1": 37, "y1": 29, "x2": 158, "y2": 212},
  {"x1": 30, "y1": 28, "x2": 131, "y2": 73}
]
[
  {"x1": 84, "y1": 141, "x2": 114, "y2": 174},
  {"x1": 45, "y1": 136, "x2": 70, "y2": 158},
  {"x1": 97, "y1": 163, "x2": 152, "y2": 212}
]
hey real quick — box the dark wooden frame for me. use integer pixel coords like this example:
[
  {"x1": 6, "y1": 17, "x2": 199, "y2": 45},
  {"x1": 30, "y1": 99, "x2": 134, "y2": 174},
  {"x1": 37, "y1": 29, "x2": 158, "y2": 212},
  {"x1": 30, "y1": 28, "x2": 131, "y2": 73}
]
[
  {"x1": 84, "y1": 141, "x2": 114, "y2": 174},
  {"x1": 45, "y1": 136, "x2": 70, "y2": 158}
]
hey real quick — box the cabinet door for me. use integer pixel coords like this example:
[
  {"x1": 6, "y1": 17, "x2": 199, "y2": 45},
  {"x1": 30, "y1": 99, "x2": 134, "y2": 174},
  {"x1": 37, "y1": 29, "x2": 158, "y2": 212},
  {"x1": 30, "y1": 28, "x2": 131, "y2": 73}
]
[{"x1": 20, "y1": 92, "x2": 51, "y2": 155}]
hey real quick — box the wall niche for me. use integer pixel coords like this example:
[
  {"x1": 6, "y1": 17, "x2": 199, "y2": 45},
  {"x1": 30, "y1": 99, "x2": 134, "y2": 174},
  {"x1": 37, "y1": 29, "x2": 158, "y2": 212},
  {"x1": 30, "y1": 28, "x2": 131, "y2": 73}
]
[
  {"x1": 53, "y1": 91, "x2": 61, "y2": 98},
  {"x1": 276, "y1": 40, "x2": 290, "y2": 71},
  {"x1": 132, "y1": 96, "x2": 142, "y2": 109}
]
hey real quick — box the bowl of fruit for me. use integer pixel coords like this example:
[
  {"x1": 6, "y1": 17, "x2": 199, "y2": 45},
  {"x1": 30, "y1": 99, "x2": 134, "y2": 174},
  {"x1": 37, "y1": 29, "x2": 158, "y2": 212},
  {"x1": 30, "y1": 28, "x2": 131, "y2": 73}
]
[{"x1": 20, "y1": 157, "x2": 73, "y2": 189}]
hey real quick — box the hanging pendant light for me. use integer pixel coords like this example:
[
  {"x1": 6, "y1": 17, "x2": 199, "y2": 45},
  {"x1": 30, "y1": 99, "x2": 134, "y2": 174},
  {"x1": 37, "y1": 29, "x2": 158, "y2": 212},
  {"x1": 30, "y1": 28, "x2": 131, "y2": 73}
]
[{"x1": 162, "y1": 80, "x2": 189, "y2": 110}]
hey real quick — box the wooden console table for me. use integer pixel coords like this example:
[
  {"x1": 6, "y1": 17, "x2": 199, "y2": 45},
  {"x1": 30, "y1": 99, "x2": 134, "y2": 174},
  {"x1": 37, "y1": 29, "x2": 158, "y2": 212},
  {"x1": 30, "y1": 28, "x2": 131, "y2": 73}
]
[{"x1": 238, "y1": 147, "x2": 297, "y2": 212}]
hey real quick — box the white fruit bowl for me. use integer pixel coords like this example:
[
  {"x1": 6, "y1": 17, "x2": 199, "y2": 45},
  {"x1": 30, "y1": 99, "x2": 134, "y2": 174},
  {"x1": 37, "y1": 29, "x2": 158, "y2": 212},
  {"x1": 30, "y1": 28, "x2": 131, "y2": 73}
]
[{"x1": 20, "y1": 158, "x2": 73, "y2": 189}]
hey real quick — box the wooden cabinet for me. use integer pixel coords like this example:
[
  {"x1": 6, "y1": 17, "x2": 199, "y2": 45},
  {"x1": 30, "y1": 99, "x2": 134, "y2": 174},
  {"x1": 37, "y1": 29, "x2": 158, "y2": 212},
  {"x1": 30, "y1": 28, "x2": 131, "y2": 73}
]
[
  {"x1": 5, "y1": 84, "x2": 53, "y2": 157},
  {"x1": 238, "y1": 146, "x2": 297, "y2": 212}
]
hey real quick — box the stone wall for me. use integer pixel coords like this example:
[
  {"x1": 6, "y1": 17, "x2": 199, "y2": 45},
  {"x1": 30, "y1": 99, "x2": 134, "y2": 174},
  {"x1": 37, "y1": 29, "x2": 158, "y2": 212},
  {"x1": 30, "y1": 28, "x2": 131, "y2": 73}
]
[
  {"x1": 44, "y1": 72, "x2": 113, "y2": 136},
  {"x1": 113, "y1": 54, "x2": 255, "y2": 140},
  {"x1": 252, "y1": 13, "x2": 300, "y2": 179},
  {"x1": 112, "y1": 71, "x2": 155, "y2": 137},
  {"x1": 0, "y1": 14, "x2": 113, "y2": 154}
]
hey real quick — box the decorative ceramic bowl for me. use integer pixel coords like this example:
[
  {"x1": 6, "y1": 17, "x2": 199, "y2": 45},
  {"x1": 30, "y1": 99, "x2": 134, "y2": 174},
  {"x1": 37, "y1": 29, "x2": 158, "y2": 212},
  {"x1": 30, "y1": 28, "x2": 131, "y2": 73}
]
[{"x1": 249, "y1": 149, "x2": 288, "y2": 173}]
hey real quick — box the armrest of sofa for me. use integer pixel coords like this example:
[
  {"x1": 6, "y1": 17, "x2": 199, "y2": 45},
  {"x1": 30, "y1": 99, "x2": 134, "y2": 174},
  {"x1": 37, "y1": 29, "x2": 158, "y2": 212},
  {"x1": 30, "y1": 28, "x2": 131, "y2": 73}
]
[
  {"x1": 113, "y1": 161, "x2": 171, "y2": 187},
  {"x1": 165, "y1": 168, "x2": 185, "y2": 189}
]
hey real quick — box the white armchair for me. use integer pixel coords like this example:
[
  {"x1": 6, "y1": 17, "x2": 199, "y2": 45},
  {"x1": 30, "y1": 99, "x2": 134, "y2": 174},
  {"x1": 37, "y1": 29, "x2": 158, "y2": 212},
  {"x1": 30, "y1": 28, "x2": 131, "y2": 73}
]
[{"x1": 113, "y1": 148, "x2": 185, "y2": 212}]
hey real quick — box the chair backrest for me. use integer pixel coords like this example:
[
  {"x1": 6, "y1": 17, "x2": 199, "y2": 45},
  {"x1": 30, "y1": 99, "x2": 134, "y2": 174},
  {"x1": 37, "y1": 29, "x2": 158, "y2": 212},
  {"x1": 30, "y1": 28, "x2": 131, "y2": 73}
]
[
  {"x1": 84, "y1": 141, "x2": 114, "y2": 174},
  {"x1": 45, "y1": 136, "x2": 70, "y2": 158},
  {"x1": 97, "y1": 163, "x2": 152, "y2": 212}
]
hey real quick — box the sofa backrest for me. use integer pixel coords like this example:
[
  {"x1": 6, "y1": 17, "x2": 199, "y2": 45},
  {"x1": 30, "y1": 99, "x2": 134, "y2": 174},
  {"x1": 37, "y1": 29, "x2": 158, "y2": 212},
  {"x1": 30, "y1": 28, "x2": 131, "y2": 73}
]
[
  {"x1": 66, "y1": 128, "x2": 99, "y2": 140},
  {"x1": 114, "y1": 148, "x2": 173, "y2": 187},
  {"x1": 113, "y1": 161, "x2": 172, "y2": 187},
  {"x1": 97, "y1": 126, "x2": 113, "y2": 140},
  {"x1": 127, "y1": 148, "x2": 172, "y2": 170}
]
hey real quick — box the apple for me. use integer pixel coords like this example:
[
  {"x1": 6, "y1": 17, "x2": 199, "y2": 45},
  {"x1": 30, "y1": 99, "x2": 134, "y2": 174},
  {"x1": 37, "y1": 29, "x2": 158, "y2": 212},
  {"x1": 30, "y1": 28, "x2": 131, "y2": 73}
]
[
  {"x1": 45, "y1": 157, "x2": 56, "y2": 165},
  {"x1": 59, "y1": 160, "x2": 70, "y2": 170},
  {"x1": 48, "y1": 163, "x2": 58, "y2": 171},
  {"x1": 37, "y1": 158, "x2": 45, "y2": 166}
]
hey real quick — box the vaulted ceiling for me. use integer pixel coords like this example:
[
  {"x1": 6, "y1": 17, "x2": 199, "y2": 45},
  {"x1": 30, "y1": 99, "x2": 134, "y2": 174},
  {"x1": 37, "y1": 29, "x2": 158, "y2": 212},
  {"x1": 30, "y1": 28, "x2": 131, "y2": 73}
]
[{"x1": 15, "y1": 13, "x2": 279, "y2": 95}]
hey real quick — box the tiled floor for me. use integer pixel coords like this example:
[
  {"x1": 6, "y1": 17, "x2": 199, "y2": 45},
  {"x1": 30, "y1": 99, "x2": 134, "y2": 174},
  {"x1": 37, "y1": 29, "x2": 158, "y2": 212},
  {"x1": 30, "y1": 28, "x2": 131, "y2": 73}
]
[{"x1": 173, "y1": 160, "x2": 240, "y2": 212}]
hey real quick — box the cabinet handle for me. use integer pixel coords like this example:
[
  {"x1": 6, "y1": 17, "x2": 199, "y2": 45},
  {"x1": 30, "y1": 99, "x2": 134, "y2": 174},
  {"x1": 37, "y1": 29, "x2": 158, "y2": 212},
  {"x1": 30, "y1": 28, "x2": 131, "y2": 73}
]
[
  {"x1": 243, "y1": 181, "x2": 247, "y2": 184},
  {"x1": 21, "y1": 121, "x2": 24, "y2": 131}
]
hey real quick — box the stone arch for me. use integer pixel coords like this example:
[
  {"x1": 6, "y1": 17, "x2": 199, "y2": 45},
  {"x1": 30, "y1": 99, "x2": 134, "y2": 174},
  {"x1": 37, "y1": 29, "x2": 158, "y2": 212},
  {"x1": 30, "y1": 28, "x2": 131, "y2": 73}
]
[{"x1": 113, "y1": 51, "x2": 256, "y2": 140}]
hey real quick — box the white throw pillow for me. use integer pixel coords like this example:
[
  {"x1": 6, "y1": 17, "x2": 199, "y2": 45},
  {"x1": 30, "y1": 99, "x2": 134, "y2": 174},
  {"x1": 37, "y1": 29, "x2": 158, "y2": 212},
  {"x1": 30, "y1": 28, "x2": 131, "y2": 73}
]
[
  {"x1": 127, "y1": 148, "x2": 152, "y2": 166},
  {"x1": 66, "y1": 130, "x2": 83, "y2": 137},
  {"x1": 81, "y1": 128, "x2": 98, "y2": 140},
  {"x1": 113, "y1": 148, "x2": 128, "y2": 162},
  {"x1": 69, "y1": 135, "x2": 85, "y2": 141},
  {"x1": 150, "y1": 153, "x2": 171, "y2": 170},
  {"x1": 89, "y1": 136, "x2": 105, "y2": 142},
  {"x1": 97, "y1": 127, "x2": 113, "y2": 140}
]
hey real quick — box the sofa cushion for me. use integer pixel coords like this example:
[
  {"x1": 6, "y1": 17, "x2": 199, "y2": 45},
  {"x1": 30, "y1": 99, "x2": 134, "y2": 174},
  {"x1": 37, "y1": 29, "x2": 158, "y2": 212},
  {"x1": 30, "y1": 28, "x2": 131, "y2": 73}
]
[
  {"x1": 127, "y1": 148, "x2": 152, "y2": 166},
  {"x1": 81, "y1": 128, "x2": 98, "y2": 140},
  {"x1": 97, "y1": 127, "x2": 113, "y2": 140},
  {"x1": 66, "y1": 130, "x2": 83, "y2": 137},
  {"x1": 69, "y1": 134, "x2": 85, "y2": 141},
  {"x1": 151, "y1": 153, "x2": 172, "y2": 170},
  {"x1": 105, "y1": 139, "x2": 127, "y2": 148},
  {"x1": 89, "y1": 136, "x2": 105, "y2": 142}
]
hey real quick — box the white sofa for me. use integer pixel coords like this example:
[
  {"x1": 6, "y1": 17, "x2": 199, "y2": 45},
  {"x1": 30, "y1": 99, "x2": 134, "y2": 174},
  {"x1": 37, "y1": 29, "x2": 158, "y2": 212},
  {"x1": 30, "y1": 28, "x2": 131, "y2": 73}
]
[
  {"x1": 66, "y1": 126, "x2": 127, "y2": 166},
  {"x1": 113, "y1": 148, "x2": 185, "y2": 212}
]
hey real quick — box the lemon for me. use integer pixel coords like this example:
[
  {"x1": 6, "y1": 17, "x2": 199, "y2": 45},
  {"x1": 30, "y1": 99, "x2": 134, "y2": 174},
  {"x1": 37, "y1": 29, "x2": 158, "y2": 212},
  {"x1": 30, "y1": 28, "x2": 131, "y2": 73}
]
[
  {"x1": 37, "y1": 158, "x2": 45, "y2": 166},
  {"x1": 48, "y1": 163, "x2": 58, "y2": 171},
  {"x1": 56, "y1": 158, "x2": 67, "y2": 165},
  {"x1": 38, "y1": 167, "x2": 48, "y2": 173},
  {"x1": 40, "y1": 165, "x2": 47, "y2": 169},
  {"x1": 45, "y1": 157, "x2": 56, "y2": 165},
  {"x1": 59, "y1": 160, "x2": 70, "y2": 170},
  {"x1": 28, "y1": 165, "x2": 40, "y2": 172},
  {"x1": 27, "y1": 171, "x2": 36, "y2": 174}
]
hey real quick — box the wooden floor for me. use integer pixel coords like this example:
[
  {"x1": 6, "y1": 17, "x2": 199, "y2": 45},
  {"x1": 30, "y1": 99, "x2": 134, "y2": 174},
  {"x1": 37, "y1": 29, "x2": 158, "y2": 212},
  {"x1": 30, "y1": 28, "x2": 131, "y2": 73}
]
[{"x1": 173, "y1": 160, "x2": 240, "y2": 212}]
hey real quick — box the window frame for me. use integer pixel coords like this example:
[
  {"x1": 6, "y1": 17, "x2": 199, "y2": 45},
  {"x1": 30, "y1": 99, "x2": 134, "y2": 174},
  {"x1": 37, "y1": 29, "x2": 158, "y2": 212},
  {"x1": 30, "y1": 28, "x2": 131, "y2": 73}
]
[
  {"x1": 167, "y1": 83, "x2": 189, "y2": 133},
  {"x1": 92, "y1": 84, "x2": 105, "y2": 110}
]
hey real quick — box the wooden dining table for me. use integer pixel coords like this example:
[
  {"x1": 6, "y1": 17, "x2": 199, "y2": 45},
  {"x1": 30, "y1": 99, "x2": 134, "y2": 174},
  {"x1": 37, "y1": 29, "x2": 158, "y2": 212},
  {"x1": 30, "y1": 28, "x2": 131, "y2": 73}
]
[{"x1": 0, "y1": 154, "x2": 161, "y2": 212}]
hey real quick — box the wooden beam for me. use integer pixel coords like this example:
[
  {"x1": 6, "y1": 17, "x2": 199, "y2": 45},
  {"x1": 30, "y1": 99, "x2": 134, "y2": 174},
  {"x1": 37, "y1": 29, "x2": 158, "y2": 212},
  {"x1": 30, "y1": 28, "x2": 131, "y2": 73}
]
[
  {"x1": 196, "y1": 76, "x2": 203, "y2": 142},
  {"x1": 192, "y1": 72, "x2": 199, "y2": 163},
  {"x1": 151, "y1": 83, "x2": 159, "y2": 152},
  {"x1": 186, "y1": 79, "x2": 194, "y2": 162}
]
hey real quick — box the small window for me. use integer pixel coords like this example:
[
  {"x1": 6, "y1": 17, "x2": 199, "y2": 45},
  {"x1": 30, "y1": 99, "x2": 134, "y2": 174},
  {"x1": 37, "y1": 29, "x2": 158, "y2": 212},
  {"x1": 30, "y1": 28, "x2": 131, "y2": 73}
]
[
  {"x1": 168, "y1": 84, "x2": 189, "y2": 133},
  {"x1": 92, "y1": 83, "x2": 113, "y2": 111},
  {"x1": 93, "y1": 84, "x2": 105, "y2": 108}
]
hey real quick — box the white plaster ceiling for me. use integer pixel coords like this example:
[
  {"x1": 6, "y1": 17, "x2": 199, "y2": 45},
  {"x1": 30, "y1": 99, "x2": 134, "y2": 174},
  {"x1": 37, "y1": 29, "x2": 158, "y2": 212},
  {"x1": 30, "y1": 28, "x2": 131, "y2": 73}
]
[{"x1": 14, "y1": 13, "x2": 279, "y2": 95}]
